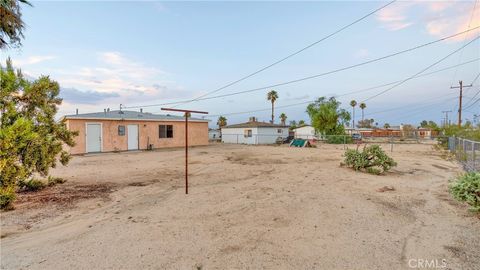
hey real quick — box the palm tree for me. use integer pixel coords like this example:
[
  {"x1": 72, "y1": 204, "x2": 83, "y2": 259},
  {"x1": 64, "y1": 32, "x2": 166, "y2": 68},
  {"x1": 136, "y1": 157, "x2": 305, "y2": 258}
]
[
  {"x1": 279, "y1": 113, "x2": 287, "y2": 126},
  {"x1": 298, "y1": 120, "x2": 306, "y2": 127},
  {"x1": 359, "y1": 102, "x2": 366, "y2": 121},
  {"x1": 384, "y1": 123, "x2": 391, "y2": 129},
  {"x1": 350, "y1": 100, "x2": 357, "y2": 128},
  {"x1": 217, "y1": 116, "x2": 227, "y2": 128},
  {"x1": 267, "y1": 90, "x2": 279, "y2": 124}
]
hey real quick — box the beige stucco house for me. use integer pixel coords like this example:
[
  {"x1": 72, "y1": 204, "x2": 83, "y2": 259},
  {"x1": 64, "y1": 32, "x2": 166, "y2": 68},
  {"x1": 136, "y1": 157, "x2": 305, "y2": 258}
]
[{"x1": 63, "y1": 110, "x2": 209, "y2": 154}]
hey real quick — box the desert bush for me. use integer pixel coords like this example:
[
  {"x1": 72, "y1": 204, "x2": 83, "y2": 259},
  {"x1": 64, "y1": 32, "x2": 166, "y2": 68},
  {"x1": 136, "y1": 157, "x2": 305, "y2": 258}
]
[
  {"x1": 343, "y1": 145, "x2": 397, "y2": 174},
  {"x1": 326, "y1": 135, "x2": 352, "y2": 144},
  {"x1": 47, "y1": 176, "x2": 66, "y2": 186},
  {"x1": 0, "y1": 186, "x2": 16, "y2": 210},
  {"x1": 449, "y1": 172, "x2": 480, "y2": 212},
  {"x1": 18, "y1": 178, "x2": 46, "y2": 192}
]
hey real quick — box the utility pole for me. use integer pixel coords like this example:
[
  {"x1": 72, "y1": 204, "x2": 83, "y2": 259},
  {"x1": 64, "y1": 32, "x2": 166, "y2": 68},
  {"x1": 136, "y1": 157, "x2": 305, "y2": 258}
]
[
  {"x1": 441, "y1": 110, "x2": 452, "y2": 127},
  {"x1": 451, "y1": 80, "x2": 472, "y2": 127}
]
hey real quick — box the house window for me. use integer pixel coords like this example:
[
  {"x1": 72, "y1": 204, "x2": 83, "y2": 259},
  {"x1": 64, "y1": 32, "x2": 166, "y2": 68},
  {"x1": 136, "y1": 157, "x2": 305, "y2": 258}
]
[
  {"x1": 244, "y1": 129, "x2": 252, "y2": 138},
  {"x1": 118, "y1": 125, "x2": 125, "y2": 136},
  {"x1": 159, "y1": 125, "x2": 173, "y2": 138},
  {"x1": 277, "y1": 129, "x2": 283, "y2": 134}
]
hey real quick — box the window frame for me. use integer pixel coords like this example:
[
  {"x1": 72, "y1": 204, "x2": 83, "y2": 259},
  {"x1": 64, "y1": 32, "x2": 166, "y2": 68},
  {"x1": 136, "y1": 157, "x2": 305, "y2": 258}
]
[{"x1": 159, "y1": 124, "x2": 174, "y2": 138}]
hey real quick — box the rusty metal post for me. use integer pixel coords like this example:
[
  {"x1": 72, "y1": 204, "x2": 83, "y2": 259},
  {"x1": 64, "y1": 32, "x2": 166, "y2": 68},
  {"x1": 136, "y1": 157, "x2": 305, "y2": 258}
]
[
  {"x1": 185, "y1": 113, "x2": 188, "y2": 194},
  {"x1": 161, "y1": 108, "x2": 208, "y2": 195}
]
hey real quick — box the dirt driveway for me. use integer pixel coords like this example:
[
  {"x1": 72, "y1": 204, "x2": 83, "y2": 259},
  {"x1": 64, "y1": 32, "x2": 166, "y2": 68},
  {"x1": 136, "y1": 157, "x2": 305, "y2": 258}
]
[{"x1": 1, "y1": 143, "x2": 479, "y2": 269}]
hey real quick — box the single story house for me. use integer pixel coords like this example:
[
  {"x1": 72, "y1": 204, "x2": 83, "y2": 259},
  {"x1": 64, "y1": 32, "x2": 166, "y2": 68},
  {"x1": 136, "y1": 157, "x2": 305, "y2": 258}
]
[
  {"x1": 221, "y1": 117, "x2": 289, "y2": 144},
  {"x1": 208, "y1": 128, "x2": 221, "y2": 141},
  {"x1": 63, "y1": 110, "x2": 209, "y2": 154},
  {"x1": 293, "y1": 125, "x2": 316, "y2": 139}
]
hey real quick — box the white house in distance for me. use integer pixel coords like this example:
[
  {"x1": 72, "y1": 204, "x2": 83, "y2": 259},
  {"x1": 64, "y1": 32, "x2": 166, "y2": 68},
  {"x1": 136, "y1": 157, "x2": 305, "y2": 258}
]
[
  {"x1": 221, "y1": 117, "x2": 289, "y2": 144},
  {"x1": 293, "y1": 125, "x2": 316, "y2": 139},
  {"x1": 208, "y1": 128, "x2": 221, "y2": 141}
]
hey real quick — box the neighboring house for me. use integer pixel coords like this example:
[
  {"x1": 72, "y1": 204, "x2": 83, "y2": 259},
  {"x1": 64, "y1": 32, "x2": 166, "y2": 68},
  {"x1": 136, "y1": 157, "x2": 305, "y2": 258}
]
[
  {"x1": 414, "y1": 128, "x2": 438, "y2": 139},
  {"x1": 293, "y1": 125, "x2": 316, "y2": 139},
  {"x1": 63, "y1": 110, "x2": 209, "y2": 154},
  {"x1": 209, "y1": 128, "x2": 221, "y2": 141},
  {"x1": 221, "y1": 117, "x2": 289, "y2": 144}
]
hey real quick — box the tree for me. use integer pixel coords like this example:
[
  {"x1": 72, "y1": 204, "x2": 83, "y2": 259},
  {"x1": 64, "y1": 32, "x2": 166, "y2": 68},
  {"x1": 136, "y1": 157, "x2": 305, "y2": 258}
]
[
  {"x1": 0, "y1": 0, "x2": 32, "y2": 49},
  {"x1": 357, "y1": 118, "x2": 374, "y2": 128},
  {"x1": 0, "y1": 58, "x2": 78, "y2": 209},
  {"x1": 350, "y1": 100, "x2": 357, "y2": 128},
  {"x1": 298, "y1": 120, "x2": 306, "y2": 127},
  {"x1": 402, "y1": 124, "x2": 415, "y2": 137},
  {"x1": 307, "y1": 97, "x2": 351, "y2": 135},
  {"x1": 279, "y1": 113, "x2": 287, "y2": 126},
  {"x1": 217, "y1": 116, "x2": 227, "y2": 128},
  {"x1": 289, "y1": 120, "x2": 297, "y2": 130},
  {"x1": 359, "y1": 102, "x2": 366, "y2": 121},
  {"x1": 267, "y1": 90, "x2": 278, "y2": 124},
  {"x1": 419, "y1": 120, "x2": 439, "y2": 131},
  {"x1": 384, "y1": 123, "x2": 391, "y2": 129}
]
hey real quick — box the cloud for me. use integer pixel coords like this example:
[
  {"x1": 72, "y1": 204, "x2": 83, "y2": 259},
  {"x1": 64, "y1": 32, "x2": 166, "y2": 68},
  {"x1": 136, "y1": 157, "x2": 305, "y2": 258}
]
[
  {"x1": 53, "y1": 51, "x2": 191, "y2": 105},
  {"x1": 376, "y1": 1, "x2": 480, "y2": 41},
  {"x1": 376, "y1": 2, "x2": 416, "y2": 31},
  {"x1": 12, "y1": 55, "x2": 56, "y2": 66},
  {"x1": 60, "y1": 87, "x2": 120, "y2": 104}
]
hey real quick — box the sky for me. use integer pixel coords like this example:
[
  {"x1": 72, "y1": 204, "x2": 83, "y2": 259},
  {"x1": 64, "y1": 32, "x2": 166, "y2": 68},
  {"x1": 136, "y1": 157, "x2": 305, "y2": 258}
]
[{"x1": 1, "y1": 0, "x2": 479, "y2": 128}]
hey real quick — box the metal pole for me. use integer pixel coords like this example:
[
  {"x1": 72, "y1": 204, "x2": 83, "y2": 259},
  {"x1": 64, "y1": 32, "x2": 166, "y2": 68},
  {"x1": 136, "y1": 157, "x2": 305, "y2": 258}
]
[
  {"x1": 161, "y1": 108, "x2": 208, "y2": 195},
  {"x1": 185, "y1": 114, "x2": 188, "y2": 194}
]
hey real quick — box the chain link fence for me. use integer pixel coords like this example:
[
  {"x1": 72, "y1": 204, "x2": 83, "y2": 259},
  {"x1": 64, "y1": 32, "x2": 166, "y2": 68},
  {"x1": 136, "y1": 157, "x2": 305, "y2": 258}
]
[
  {"x1": 219, "y1": 133, "x2": 438, "y2": 150},
  {"x1": 448, "y1": 137, "x2": 480, "y2": 172}
]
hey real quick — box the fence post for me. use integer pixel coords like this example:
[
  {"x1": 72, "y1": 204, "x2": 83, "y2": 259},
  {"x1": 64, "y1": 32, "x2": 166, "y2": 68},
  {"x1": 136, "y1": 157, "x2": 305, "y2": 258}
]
[{"x1": 390, "y1": 136, "x2": 393, "y2": 152}]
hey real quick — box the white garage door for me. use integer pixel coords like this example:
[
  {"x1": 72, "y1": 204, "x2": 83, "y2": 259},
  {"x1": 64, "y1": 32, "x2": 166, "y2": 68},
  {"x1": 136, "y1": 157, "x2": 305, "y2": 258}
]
[
  {"x1": 86, "y1": 123, "x2": 102, "y2": 153},
  {"x1": 127, "y1": 124, "x2": 139, "y2": 150}
]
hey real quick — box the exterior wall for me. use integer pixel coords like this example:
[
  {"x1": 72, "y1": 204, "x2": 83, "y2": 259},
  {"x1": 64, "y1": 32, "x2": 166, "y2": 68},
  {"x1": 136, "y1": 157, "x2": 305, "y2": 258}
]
[
  {"x1": 208, "y1": 130, "x2": 221, "y2": 140},
  {"x1": 294, "y1": 126, "x2": 316, "y2": 139},
  {"x1": 66, "y1": 119, "x2": 208, "y2": 154},
  {"x1": 256, "y1": 127, "x2": 289, "y2": 144},
  {"x1": 221, "y1": 127, "x2": 258, "y2": 144},
  {"x1": 221, "y1": 127, "x2": 288, "y2": 144}
]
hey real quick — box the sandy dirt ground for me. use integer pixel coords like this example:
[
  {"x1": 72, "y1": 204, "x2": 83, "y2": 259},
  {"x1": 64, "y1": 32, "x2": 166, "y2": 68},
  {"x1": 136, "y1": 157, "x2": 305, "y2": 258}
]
[{"x1": 1, "y1": 142, "x2": 479, "y2": 270}]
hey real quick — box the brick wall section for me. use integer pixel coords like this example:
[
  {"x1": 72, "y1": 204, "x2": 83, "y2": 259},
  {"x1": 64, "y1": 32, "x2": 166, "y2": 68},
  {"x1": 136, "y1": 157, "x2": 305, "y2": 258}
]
[{"x1": 66, "y1": 119, "x2": 208, "y2": 154}]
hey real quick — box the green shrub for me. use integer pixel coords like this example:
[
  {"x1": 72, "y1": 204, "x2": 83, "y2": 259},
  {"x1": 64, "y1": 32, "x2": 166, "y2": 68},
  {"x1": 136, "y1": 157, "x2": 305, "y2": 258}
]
[
  {"x1": 0, "y1": 186, "x2": 16, "y2": 210},
  {"x1": 343, "y1": 145, "x2": 397, "y2": 174},
  {"x1": 47, "y1": 176, "x2": 66, "y2": 186},
  {"x1": 449, "y1": 172, "x2": 480, "y2": 212},
  {"x1": 18, "y1": 178, "x2": 46, "y2": 192},
  {"x1": 326, "y1": 135, "x2": 352, "y2": 144}
]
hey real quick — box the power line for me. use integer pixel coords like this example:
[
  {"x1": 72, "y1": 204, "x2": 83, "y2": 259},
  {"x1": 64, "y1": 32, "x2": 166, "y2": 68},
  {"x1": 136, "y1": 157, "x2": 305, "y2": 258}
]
[
  {"x1": 464, "y1": 87, "x2": 480, "y2": 109},
  {"x1": 387, "y1": 96, "x2": 458, "y2": 123},
  {"x1": 471, "y1": 72, "x2": 480, "y2": 85},
  {"x1": 124, "y1": 27, "x2": 480, "y2": 110},
  {"x1": 449, "y1": 0, "x2": 478, "y2": 87},
  {"x1": 364, "y1": 92, "x2": 458, "y2": 117},
  {"x1": 171, "y1": 0, "x2": 398, "y2": 108},
  {"x1": 202, "y1": 60, "x2": 476, "y2": 118},
  {"x1": 362, "y1": 34, "x2": 480, "y2": 102}
]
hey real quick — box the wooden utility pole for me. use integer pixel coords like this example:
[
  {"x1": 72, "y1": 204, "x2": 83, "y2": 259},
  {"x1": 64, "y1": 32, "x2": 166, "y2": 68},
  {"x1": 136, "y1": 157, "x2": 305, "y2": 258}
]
[
  {"x1": 451, "y1": 80, "x2": 472, "y2": 127},
  {"x1": 161, "y1": 108, "x2": 208, "y2": 194},
  {"x1": 441, "y1": 110, "x2": 452, "y2": 126}
]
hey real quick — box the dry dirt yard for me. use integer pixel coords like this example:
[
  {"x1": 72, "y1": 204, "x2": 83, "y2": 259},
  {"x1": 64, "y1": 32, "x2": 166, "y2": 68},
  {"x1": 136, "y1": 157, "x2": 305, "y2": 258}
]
[{"x1": 1, "y1": 143, "x2": 479, "y2": 269}]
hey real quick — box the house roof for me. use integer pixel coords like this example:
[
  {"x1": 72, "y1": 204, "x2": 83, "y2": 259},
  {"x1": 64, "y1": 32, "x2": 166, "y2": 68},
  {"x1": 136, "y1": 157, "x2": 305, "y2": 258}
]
[
  {"x1": 223, "y1": 121, "x2": 288, "y2": 129},
  {"x1": 63, "y1": 110, "x2": 208, "y2": 122},
  {"x1": 292, "y1": 125, "x2": 312, "y2": 130}
]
